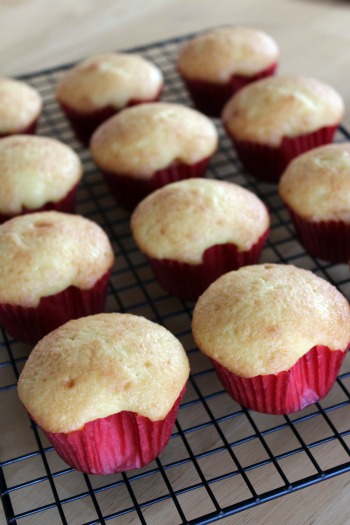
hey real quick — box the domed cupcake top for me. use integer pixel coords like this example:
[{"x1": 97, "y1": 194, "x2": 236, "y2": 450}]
[
  {"x1": 17, "y1": 313, "x2": 190, "y2": 432},
  {"x1": 192, "y1": 264, "x2": 350, "y2": 377},
  {"x1": 0, "y1": 77, "x2": 42, "y2": 134},
  {"x1": 222, "y1": 76, "x2": 344, "y2": 147},
  {"x1": 90, "y1": 102, "x2": 218, "y2": 177},
  {"x1": 56, "y1": 53, "x2": 163, "y2": 113},
  {"x1": 0, "y1": 135, "x2": 82, "y2": 215},
  {"x1": 177, "y1": 26, "x2": 279, "y2": 83},
  {"x1": 131, "y1": 178, "x2": 269, "y2": 263},
  {"x1": 0, "y1": 211, "x2": 114, "y2": 307},
  {"x1": 279, "y1": 143, "x2": 350, "y2": 222}
]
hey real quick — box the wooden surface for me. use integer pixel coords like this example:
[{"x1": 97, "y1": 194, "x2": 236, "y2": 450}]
[
  {"x1": 2, "y1": 1, "x2": 350, "y2": 524},
  {"x1": 3, "y1": 0, "x2": 350, "y2": 130}
]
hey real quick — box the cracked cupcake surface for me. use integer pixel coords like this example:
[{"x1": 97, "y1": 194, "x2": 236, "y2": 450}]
[
  {"x1": 0, "y1": 135, "x2": 82, "y2": 216},
  {"x1": 192, "y1": 263, "x2": 350, "y2": 414},
  {"x1": 177, "y1": 26, "x2": 279, "y2": 83},
  {"x1": 0, "y1": 211, "x2": 114, "y2": 307},
  {"x1": 192, "y1": 263, "x2": 350, "y2": 377},
  {"x1": 90, "y1": 102, "x2": 218, "y2": 177},
  {"x1": 17, "y1": 313, "x2": 190, "y2": 473},
  {"x1": 17, "y1": 313, "x2": 190, "y2": 433},
  {"x1": 0, "y1": 77, "x2": 42, "y2": 136},
  {"x1": 222, "y1": 75, "x2": 344, "y2": 147},
  {"x1": 131, "y1": 178, "x2": 269, "y2": 264},
  {"x1": 56, "y1": 53, "x2": 163, "y2": 113}
]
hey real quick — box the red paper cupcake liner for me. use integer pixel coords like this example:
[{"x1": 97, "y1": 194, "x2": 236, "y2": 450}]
[
  {"x1": 0, "y1": 117, "x2": 39, "y2": 138},
  {"x1": 102, "y1": 157, "x2": 210, "y2": 212},
  {"x1": 181, "y1": 63, "x2": 277, "y2": 118},
  {"x1": 0, "y1": 269, "x2": 112, "y2": 345},
  {"x1": 148, "y1": 229, "x2": 269, "y2": 301},
  {"x1": 42, "y1": 386, "x2": 186, "y2": 474},
  {"x1": 211, "y1": 344, "x2": 349, "y2": 415},
  {"x1": 286, "y1": 207, "x2": 350, "y2": 264},
  {"x1": 59, "y1": 87, "x2": 163, "y2": 146},
  {"x1": 229, "y1": 125, "x2": 338, "y2": 183},
  {"x1": 0, "y1": 183, "x2": 79, "y2": 224}
]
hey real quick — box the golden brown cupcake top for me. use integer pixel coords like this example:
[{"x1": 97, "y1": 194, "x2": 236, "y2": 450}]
[
  {"x1": 0, "y1": 135, "x2": 82, "y2": 215},
  {"x1": 0, "y1": 211, "x2": 114, "y2": 307},
  {"x1": 279, "y1": 143, "x2": 350, "y2": 222},
  {"x1": 131, "y1": 179, "x2": 269, "y2": 264},
  {"x1": 90, "y1": 102, "x2": 218, "y2": 177},
  {"x1": 0, "y1": 77, "x2": 42, "y2": 134},
  {"x1": 222, "y1": 76, "x2": 344, "y2": 147},
  {"x1": 56, "y1": 53, "x2": 163, "y2": 113},
  {"x1": 192, "y1": 264, "x2": 350, "y2": 377},
  {"x1": 17, "y1": 313, "x2": 190, "y2": 433},
  {"x1": 177, "y1": 26, "x2": 279, "y2": 83}
]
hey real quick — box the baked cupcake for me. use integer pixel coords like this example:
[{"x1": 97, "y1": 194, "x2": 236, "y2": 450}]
[
  {"x1": 192, "y1": 264, "x2": 350, "y2": 414},
  {"x1": 0, "y1": 135, "x2": 83, "y2": 223},
  {"x1": 177, "y1": 26, "x2": 279, "y2": 117},
  {"x1": 131, "y1": 178, "x2": 269, "y2": 301},
  {"x1": 279, "y1": 143, "x2": 350, "y2": 263},
  {"x1": 222, "y1": 75, "x2": 344, "y2": 183},
  {"x1": 17, "y1": 312, "x2": 190, "y2": 474},
  {"x1": 0, "y1": 211, "x2": 114, "y2": 344},
  {"x1": 56, "y1": 53, "x2": 164, "y2": 145},
  {"x1": 90, "y1": 102, "x2": 218, "y2": 210},
  {"x1": 0, "y1": 77, "x2": 42, "y2": 137}
]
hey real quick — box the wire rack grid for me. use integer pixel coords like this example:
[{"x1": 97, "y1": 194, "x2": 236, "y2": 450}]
[{"x1": 2, "y1": 33, "x2": 350, "y2": 525}]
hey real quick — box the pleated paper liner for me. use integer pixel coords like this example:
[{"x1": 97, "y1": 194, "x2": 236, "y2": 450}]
[
  {"x1": 102, "y1": 157, "x2": 210, "y2": 211},
  {"x1": 228, "y1": 125, "x2": 338, "y2": 183},
  {"x1": 42, "y1": 386, "x2": 186, "y2": 475},
  {"x1": 59, "y1": 87, "x2": 163, "y2": 146},
  {"x1": 148, "y1": 229, "x2": 269, "y2": 301},
  {"x1": 0, "y1": 269, "x2": 112, "y2": 345},
  {"x1": 211, "y1": 344, "x2": 349, "y2": 415},
  {"x1": 181, "y1": 62, "x2": 277, "y2": 118},
  {"x1": 0, "y1": 183, "x2": 79, "y2": 224},
  {"x1": 287, "y1": 207, "x2": 350, "y2": 264},
  {"x1": 0, "y1": 118, "x2": 40, "y2": 139}
]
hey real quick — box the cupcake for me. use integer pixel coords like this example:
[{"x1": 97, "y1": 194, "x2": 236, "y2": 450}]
[
  {"x1": 131, "y1": 179, "x2": 269, "y2": 301},
  {"x1": 222, "y1": 75, "x2": 344, "y2": 183},
  {"x1": 17, "y1": 312, "x2": 190, "y2": 474},
  {"x1": 192, "y1": 264, "x2": 350, "y2": 414},
  {"x1": 56, "y1": 53, "x2": 164, "y2": 145},
  {"x1": 177, "y1": 26, "x2": 279, "y2": 117},
  {"x1": 0, "y1": 77, "x2": 42, "y2": 137},
  {"x1": 0, "y1": 135, "x2": 83, "y2": 223},
  {"x1": 90, "y1": 102, "x2": 218, "y2": 210},
  {"x1": 0, "y1": 211, "x2": 114, "y2": 344},
  {"x1": 279, "y1": 143, "x2": 350, "y2": 263}
]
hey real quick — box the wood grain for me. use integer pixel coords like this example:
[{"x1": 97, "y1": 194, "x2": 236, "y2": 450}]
[{"x1": 2, "y1": 1, "x2": 350, "y2": 524}]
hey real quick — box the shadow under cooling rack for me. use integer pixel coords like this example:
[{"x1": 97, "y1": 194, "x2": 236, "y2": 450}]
[{"x1": 2, "y1": 33, "x2": 350, "y2": 525}]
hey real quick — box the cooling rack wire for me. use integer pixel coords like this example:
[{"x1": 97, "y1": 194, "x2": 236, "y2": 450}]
[{"x1": 2, "y1": 32, "x2": 350, "y2": 525}]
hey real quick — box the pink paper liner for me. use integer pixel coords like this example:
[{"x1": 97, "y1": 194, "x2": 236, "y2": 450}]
[
  {"x1": 41, "y1": 386, "x2": 186, "y2": 474},
  {"x1": 0, "y1": 183, "x2": 79, "y2": 224},
  {"x1": 211, "y1": 344, "x2": 349, "y2": 414},
  {"x1": 286, "y1": 206, "x2": 350, "y2": 263},
  {"x1": 59, "y1": 87, "x2": 163, "y2": 145},
  {"x1": 148, "y1": 229, "x2": 269, "y2": 301},
  {"x1": 102, "y1": 157, "x2": 210, "y2": 211},
  {"x1": 0, "y1": 117, "x2": 39, "y2": 138},
  {"x1": 0, "y1": 269, "x2": 112, "y2": 344},
  {"x1": 228, "y1": 125, "x2": 338, "y2": 183},
  {"x1": 180, "y1": 62, "x2": 277, "y2": 118}
]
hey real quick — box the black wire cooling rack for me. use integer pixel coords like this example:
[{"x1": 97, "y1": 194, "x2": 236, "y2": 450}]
[{"x1": 2, "y1": 32, "x2": 350, "y2": 525}]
